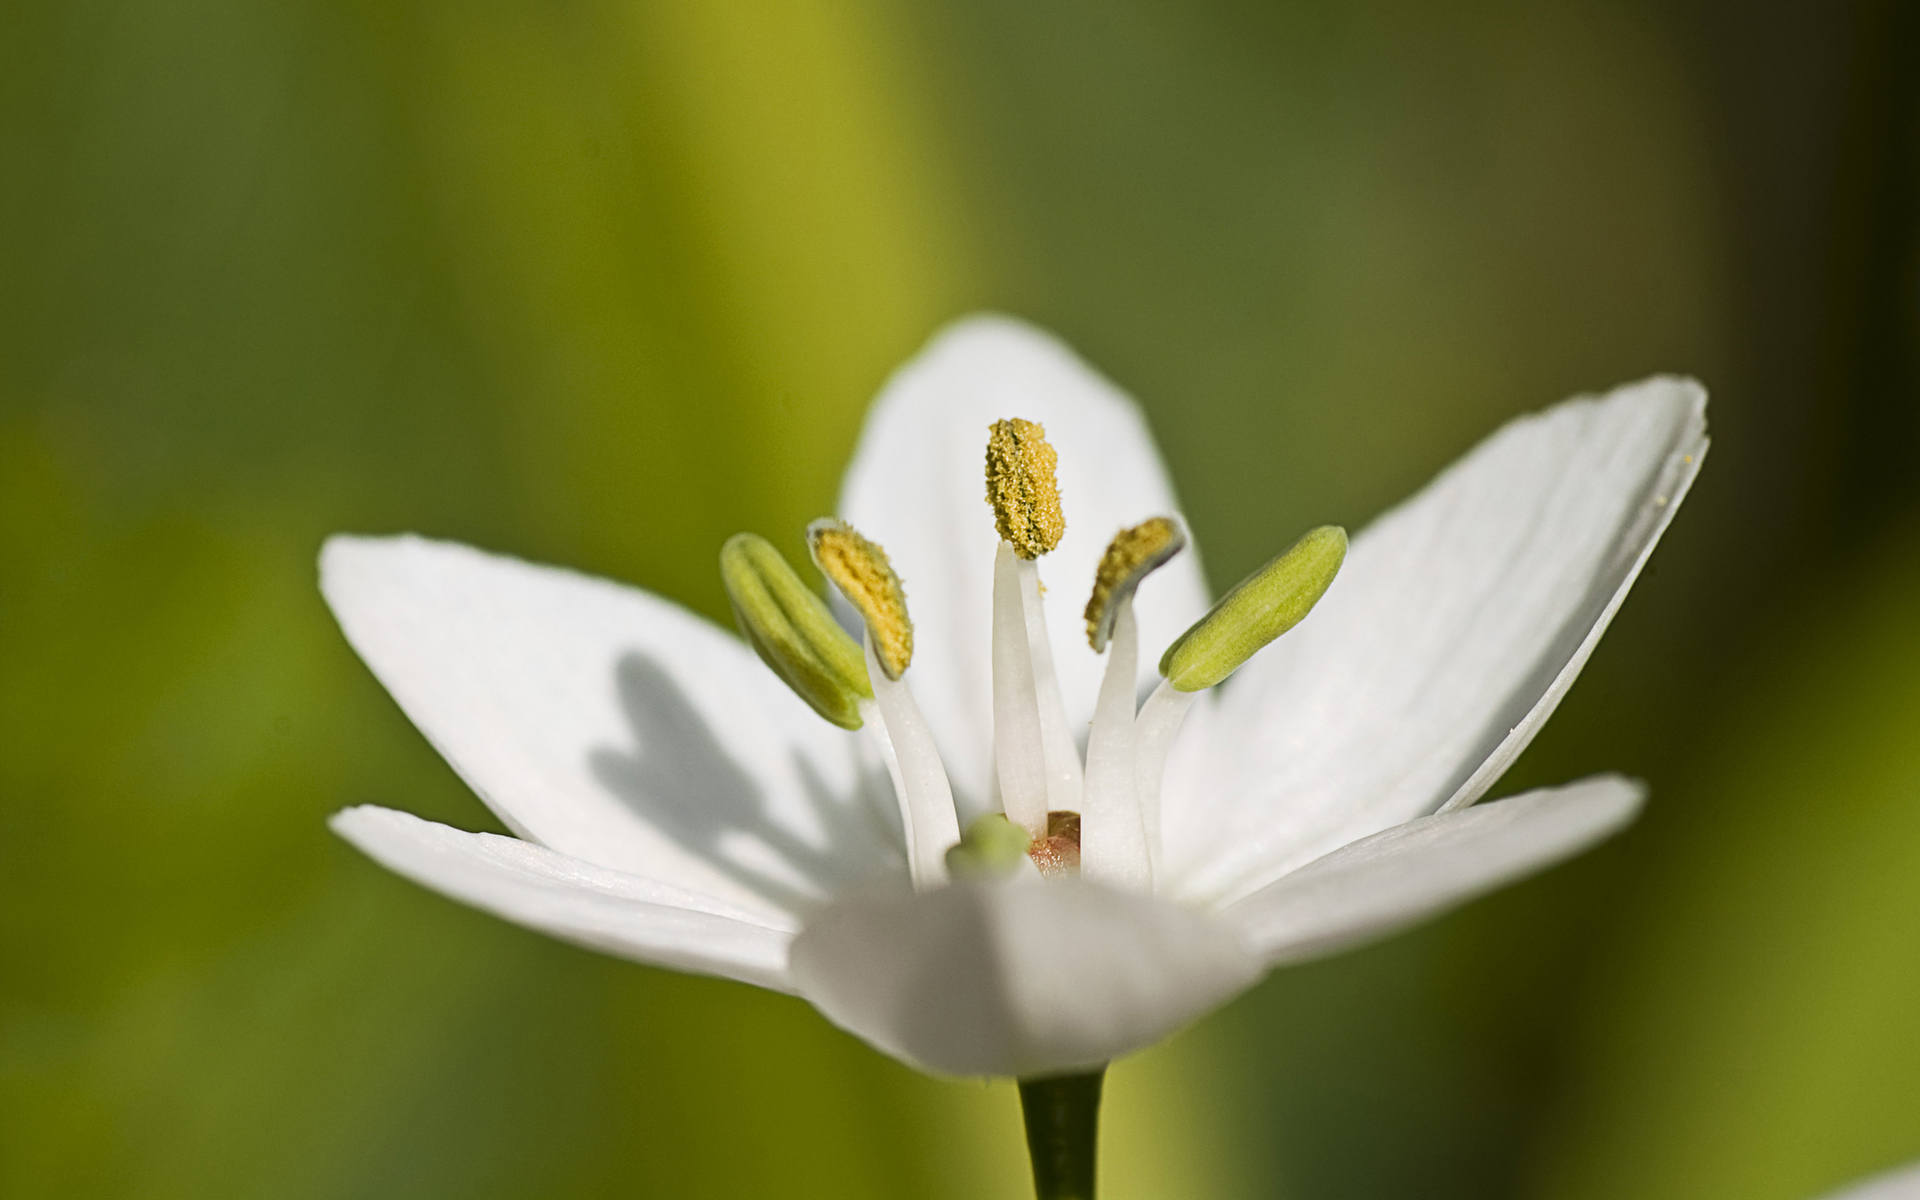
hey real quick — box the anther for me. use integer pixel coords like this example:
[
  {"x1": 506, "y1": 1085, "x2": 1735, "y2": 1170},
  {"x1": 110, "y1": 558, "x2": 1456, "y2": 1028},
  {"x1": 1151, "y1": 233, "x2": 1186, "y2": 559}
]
[
  {"x1": 1160, "y1": 524, "x2": 1347, "y2": 691},
  {"x1": 719, "y1": 533, "x2": 871, "y2": 729},
  {"x1": 807, "y1": 519, "x2": 914, "y2": 680},
  {"x1": 985, "y1": 418, "x2": 1066, "y2": 559},
  {"x1": 1084, "y1": 517, "x2": 1186, "y2": 651}
]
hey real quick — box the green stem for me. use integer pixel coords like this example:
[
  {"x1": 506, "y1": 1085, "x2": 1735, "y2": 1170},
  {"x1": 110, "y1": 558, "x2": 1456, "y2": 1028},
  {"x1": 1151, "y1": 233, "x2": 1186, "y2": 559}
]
[{"x1": 1018, "y1": 1067, "x2": 1106, "y2": 1200}]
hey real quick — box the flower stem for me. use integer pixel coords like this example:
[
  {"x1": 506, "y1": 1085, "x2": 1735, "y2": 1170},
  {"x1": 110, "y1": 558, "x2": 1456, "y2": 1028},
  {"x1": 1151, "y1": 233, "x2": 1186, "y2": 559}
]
[{"x1": 1018, "y1": 1068, "x2": 1106, "y2": 1200}]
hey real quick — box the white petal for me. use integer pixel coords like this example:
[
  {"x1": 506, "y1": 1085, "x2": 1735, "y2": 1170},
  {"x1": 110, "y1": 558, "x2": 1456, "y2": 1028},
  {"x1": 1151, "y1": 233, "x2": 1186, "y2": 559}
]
[
  {"x1": 789, "y1": 877, "x2": 1261, "y2": 1077},
  {"x1": 320, "y1": 534, "x2": 903, "y2": 925},
  {"x1": 331, "y1": 806, "x2": 798, "y2": 991},
  {"x1": 1222, "y1": 775, "x2": 1643, "y2": 966},
  {"x1": 1815, "y1": 1163, "x2": 1920, "y2": 1200},
  {"x1": 838, "y1": 316, "x2": 1212, "y2": 815},
  {"x1": 1175, "y1": 377, "x2": 1704, "y2": 901}
]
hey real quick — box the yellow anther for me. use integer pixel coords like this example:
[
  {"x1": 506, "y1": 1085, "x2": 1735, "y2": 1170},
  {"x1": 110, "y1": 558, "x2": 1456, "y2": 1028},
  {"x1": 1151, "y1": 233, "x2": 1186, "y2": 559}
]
[
  {"x1": 985, "y1": 418, "x2": 1066, "y2": 559},
  {"x1": 808, "y1": 519, "x2": 914, "y2": 680},
  {"x1": 1083, "y1": 517, "x2": 1186, "y2": 651}
]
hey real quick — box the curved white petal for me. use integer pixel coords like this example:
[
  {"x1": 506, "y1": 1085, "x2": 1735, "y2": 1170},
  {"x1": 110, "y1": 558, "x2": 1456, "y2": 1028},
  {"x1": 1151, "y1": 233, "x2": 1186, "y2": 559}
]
[
  {"x1": 838, "y1": 316, "x2": 1212, "y2": 815},
  {"x1": 1175, "y1": 377, "x2": 1704, "y2": 902},
  {"x1": 320, "y1": 534, "x2": 903, "y2": 925},
  {"x1": 1222, "y1": 775, "x2": 1643, "y2": 966},
  {"x1": 1816, "y1": 1163, "x2": 1920, "y2": 1200},
  {"x1": 331, "y1": 806, "x2": 798, "y2": 992},
  {"x1": 789, "y1": 876, "x2": 1260, "y2": 1077}
]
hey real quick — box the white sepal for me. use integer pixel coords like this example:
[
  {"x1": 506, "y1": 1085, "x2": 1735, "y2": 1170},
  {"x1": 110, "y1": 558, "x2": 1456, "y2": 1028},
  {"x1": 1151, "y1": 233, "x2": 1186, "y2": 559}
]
[
  {"x1": 331, "y1": 806, "x2": 797, "y2": 991},
  {"x1": 1814, "y1": 1162, "x2": 1920, "y2": 1200},
  {"x1": 789, "y1": 875, "x2": 1260, "y2": 1077},
  {"x1": 1222, "y1": 775, "x2": 1644, "y2": 966},
  {"x1": 1178, "y1": 378, "x2": 1705, "y2": 900}
]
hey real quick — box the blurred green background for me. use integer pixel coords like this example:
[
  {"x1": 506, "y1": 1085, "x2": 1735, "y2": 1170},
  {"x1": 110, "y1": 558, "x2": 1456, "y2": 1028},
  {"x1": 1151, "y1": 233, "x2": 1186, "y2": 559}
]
[{"x1": 3, "y1": 0, "x2": 1917, "y2": 1196}]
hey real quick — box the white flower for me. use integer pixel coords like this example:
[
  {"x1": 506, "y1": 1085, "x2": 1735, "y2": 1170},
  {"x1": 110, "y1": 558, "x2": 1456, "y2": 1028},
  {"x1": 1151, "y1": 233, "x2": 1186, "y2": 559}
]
[
  {"x1": 1817, "y1": 1162, "x2": 1920, "y2": 1200},
  {"x1": 323, "y1": 315, "x2": 1706, "y2": 1079}
]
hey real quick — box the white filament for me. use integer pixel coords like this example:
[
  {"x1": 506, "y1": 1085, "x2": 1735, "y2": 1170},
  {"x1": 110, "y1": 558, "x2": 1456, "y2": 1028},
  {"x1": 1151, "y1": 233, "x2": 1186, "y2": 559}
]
[
  {"x1": 856, "y1": 694, "x2": 907, "y2": 836},
  {"x1": 1133, "y1": 678, "x2": 1198, "y2": 871},
  {"x1": 992, "y1": 541, "x2": 1051, "y2": 836},
  {"x1": 1081, "y1": 597, "x2": 1150, "y2": 890},
  {"x1": 862, "y1": 633, "x2": 960, "y2": 890},
  {"x1": 1016, "y1": 556, "x2": 1086, "y2": 816}
]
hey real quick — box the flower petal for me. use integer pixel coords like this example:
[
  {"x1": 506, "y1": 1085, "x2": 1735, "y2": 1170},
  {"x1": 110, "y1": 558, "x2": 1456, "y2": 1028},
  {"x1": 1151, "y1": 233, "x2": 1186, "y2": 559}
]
[
  {"x1": 320, "y1": 534, "x2": 903, "y2": 925},
  {"x1": 1222, "y1": 775, "x2": 1643, "y2": 966},
  {"x1": 331, "y1": 806, "x2": 797, "y2": 991},
  {"x1": 838, "y1": 316, "x2": 1211, "y2": 815},
  {"x1": 1815, "y1": 1163, "x2": 1920, "y2": 1200},
  {"x1": 1174, "y1": 377, "x2": 1704, "y2": 902},
  {"x1": 789, "y1": 877, "x2": 1261, "y2": 1077}
]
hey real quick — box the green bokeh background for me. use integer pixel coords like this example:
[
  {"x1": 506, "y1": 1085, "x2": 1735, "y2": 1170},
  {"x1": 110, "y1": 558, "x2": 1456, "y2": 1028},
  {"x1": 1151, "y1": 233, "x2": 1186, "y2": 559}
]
[{"x1": 4, "y1": 0, "x2": 1917, "y2": 1196}]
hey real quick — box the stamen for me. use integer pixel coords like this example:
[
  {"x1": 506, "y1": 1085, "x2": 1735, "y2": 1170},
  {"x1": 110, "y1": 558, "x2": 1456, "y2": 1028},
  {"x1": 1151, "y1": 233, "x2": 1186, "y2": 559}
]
[
  {"x1": 980, "y1": 418, "x2": 1081, "y2": 830},
  {"x1": 985, "y1": 418, "x2": 1066, "y2": 559},
  {"x1": 1133, "y1": 526, "x2": 1343, "y2": 869},
  {"x1": 1160, "y1": 524, "x2": 1347, "y2": 691},
  {"x1": 1084, "y1": 517, "x2": 1186, "y2": 652},
  {"x1": 1079, "y1": 520, "x2": 1184, "y2": 890},
  {"x1": 861, "y1": 632, "x2": 960, "y2": 890},
  {"x1": 719, "y1": 533, "x2": 871, "y2": 729},
  {"x1": 808, "y1": 519, "x2": 913, "y2": 680}
]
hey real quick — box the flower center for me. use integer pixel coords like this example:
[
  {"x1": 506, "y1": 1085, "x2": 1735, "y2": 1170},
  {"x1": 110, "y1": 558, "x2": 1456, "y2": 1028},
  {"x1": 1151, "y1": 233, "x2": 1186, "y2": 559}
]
[
  {"x1": 1028, "y1": 811, "x2": 1083, "y2": 880},
  {"x1": 719, "y1": 417, "x2": 1345, "y2": 897}
]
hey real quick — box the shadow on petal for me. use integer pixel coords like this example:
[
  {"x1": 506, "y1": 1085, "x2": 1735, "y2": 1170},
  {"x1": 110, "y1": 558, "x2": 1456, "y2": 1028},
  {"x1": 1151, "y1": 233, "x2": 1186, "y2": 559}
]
[{"x1": 589, "y1": 651, "x2": 905, "y2": 916}]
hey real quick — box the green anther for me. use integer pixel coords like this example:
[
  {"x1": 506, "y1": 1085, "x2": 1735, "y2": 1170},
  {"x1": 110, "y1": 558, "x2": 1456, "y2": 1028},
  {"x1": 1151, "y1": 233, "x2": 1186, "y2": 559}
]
[
  {"x1": 1159, "y1": 524, "x2": 1347, "y2": 692},
  {"x1": 944, "y1": 813, "x2": 1033, "y2": 880},
  {"x1": 720, "y1": 533, "x2": 872, "y2": 729}
]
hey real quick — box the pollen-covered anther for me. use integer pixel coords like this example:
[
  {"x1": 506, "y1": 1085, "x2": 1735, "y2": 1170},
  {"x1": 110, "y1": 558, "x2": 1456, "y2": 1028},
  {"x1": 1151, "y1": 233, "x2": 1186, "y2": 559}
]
[
  {"x1": 985, "y1": 417, "x2": 1066, "y2": 559},
  {"x1": 1084, "y1": 516, "x2": 1187, "y2": 651},
  {"x1": 1027, "y1": 811, "x2": 1081, "y2": 879},
  {"x1": 807, "y1": 519, "x2": 914, "y2": 680}
]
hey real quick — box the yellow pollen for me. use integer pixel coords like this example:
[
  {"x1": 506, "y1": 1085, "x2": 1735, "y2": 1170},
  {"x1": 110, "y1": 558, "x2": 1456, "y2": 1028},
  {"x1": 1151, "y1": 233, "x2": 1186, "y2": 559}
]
[
  {"x1": 985, "y1": 418, "x2": 1066, "y2": 559},
  {"x1": 1084, "y1": 517, "x2": 1186, "y2": 650},
  {"x1": 807, "y1": 519, "x2": 914, "y2": 679}
]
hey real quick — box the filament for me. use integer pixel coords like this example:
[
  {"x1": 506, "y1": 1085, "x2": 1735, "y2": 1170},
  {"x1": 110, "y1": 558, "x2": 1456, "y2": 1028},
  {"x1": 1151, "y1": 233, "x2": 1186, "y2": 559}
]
[
  {"x1": 1081, "y1": 597, "x2": 1151, "y2": 890},
  {"x1": 862, "y1": 633, "x2": 960, "y2": 889}
]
